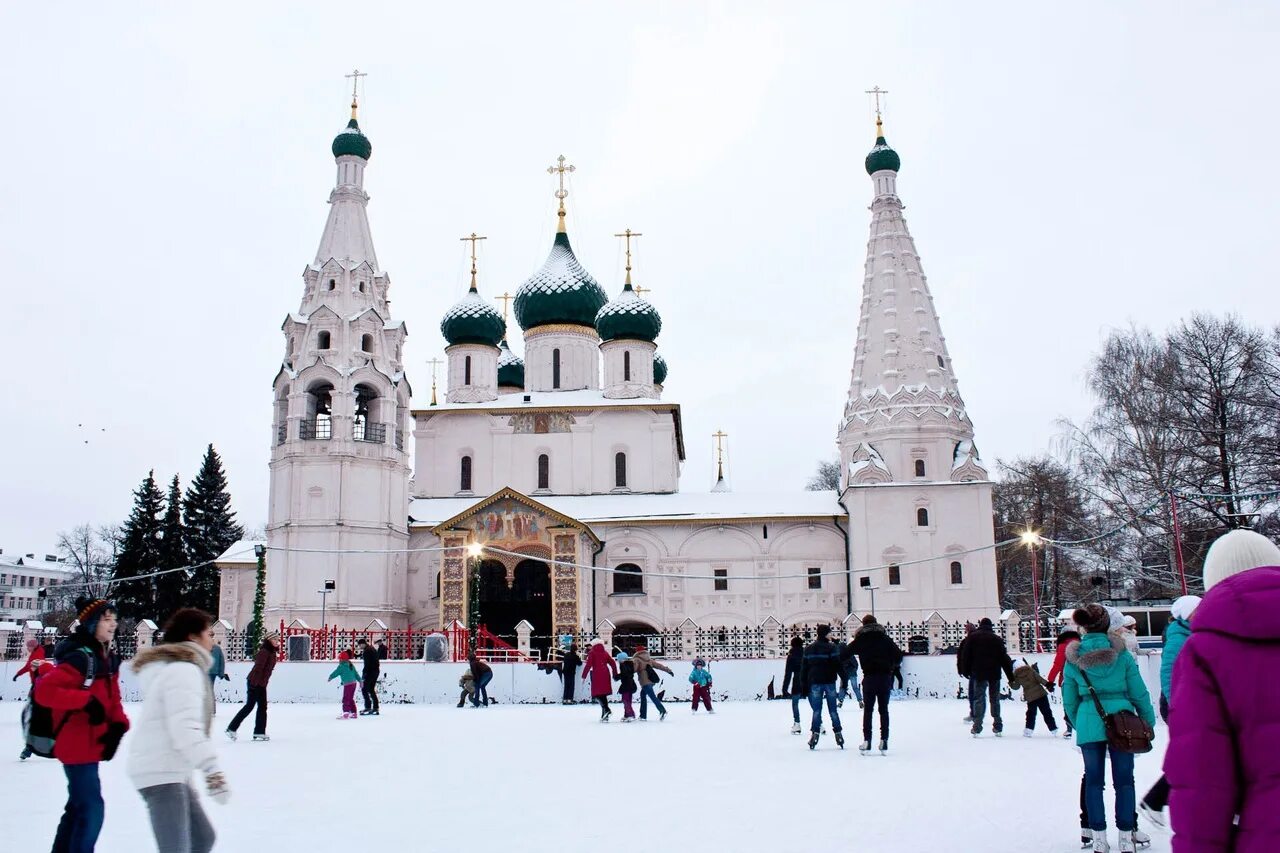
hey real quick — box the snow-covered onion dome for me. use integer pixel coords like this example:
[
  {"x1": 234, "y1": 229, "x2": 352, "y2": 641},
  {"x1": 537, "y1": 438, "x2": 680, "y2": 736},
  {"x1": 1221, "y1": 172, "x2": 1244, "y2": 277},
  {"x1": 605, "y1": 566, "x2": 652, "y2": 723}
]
[
  {"x1": 441, "y1": 283, "x2": 506, "y2": 347},
  {"x1": 653, "y1": 353, "x2": 668, "y2": 385},
  {"x1": 514, "y1": 231, "x2": 609, "y2": 330},
  {"x1": 864, "y1": 117, "x2": 899, "y2": 174},
  {"x1": 332, "y1": 116, "x2": 372, "y2": 160},
  {"x1": 595, "y1": 281, "x2": 661, "y2": 342},
  {"x1": 497, "y1": 338, "x2": 525, "y2": 387}
]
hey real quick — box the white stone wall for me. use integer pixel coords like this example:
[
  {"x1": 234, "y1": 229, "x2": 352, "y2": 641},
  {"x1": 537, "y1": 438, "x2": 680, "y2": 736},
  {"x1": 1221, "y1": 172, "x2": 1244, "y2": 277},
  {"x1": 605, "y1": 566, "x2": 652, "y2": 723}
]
[{"x1": 523, "y1": 327, "x2": 599, "y2": 391}]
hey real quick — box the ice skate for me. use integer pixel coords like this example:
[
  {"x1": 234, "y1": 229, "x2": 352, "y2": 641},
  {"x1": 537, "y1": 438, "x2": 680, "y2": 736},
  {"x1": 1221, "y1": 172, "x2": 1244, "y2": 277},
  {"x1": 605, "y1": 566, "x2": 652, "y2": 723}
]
[
  {"x1": 1023, "y1": 728, "x2": 1034, "y2": 737},
  {"x1": 1079, "y1": 828, "x2": 1093, "y2": 849},
  {"x1": 224, "y1": 730, "x2": 237, "y2": 742},
  {"x1": 994, "y1": 729, "x2": 1004, "y2": 737},
  {"x1": 19, "y1": 747, "x2": 32, "y2": 760},
  {"x1": 659, "y1": 710, "x2": 667, "y2": 721},
  {"x1": 622, "y1": 717, "x2": 635, "y2": 723},
  {"x1": 1117, "y1": 829, "x2": 1138, "y2": 852},
  {"x1": 808, "y1": 731, "x2": 819, "y2": 750},
  {"x1": 1138, "y1": 802, "x2": 1166, "y2": 831},
  {"x1": 858, "y1": 740, "x2": 872, "y2": 754},
  {"x1": 1131, "y1": 828, "x2": 1151, "y2": 848},
  {"x1": 834, "y1": 731, "x2": 845, "y2": 749},
  {"x1": 878, "y1": 738, "x2": 888, "y2": 754},
  {"x1": 1092, "y1": 830, "x2": 1111, "y2": 852},
  {"x1": 963, "y1": 715, "x2": 973, "y2": 723},
  {"x1": 791, "y1": 722, "x2": 802, "y2": 734},
  {"x1": 252, "y1": 734, "x2": 270, "y2": 742}
]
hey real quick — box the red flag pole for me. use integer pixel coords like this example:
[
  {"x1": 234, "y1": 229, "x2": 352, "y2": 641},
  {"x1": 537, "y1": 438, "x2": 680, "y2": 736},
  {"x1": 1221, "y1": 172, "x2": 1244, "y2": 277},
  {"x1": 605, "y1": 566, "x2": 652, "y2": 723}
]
[
  {"x1": 1029, "y1": 544, "x2": 1043, "y2": 653},
  {"x1": 1169, "y1": 491, "x2": 1189, "y2": 595}
]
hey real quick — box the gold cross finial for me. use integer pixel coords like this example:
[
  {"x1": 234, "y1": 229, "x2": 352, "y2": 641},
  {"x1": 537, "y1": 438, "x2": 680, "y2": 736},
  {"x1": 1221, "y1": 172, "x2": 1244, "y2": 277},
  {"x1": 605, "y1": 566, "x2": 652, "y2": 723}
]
[
  {"x1": 613, "y1": 228, "x2": 643, "y2": 288},
  {"x1": 427, "y1": 357, "x2": 443, "y2": 406},
  {"x1": 547, "y1": 154, "x2": 575, "y2": 233},
  {"x1": 634, "y1": 284, "x2": 652, "y2": 298},
  {"x1": 346, "y1": 69, "x2": 368, "y2": 120},
  {"x1": 494, "y1": 291, "x2": 514, "y2": 325},
  {"x1": 713, "y1": 429, "x2": 728, "y2": 481},
  {"x1": 459, "y1": 232, "x2": 487, "y2": 291},
  {"x1": 865, "y1": 85, "x2": 888, "y2": 135}
]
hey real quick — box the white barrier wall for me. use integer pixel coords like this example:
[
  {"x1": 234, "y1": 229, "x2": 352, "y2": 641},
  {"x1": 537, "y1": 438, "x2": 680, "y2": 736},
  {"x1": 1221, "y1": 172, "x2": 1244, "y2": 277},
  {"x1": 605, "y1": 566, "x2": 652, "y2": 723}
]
[{"x1": 1, "y1": 653, "x2": 1164, "y2": 707}]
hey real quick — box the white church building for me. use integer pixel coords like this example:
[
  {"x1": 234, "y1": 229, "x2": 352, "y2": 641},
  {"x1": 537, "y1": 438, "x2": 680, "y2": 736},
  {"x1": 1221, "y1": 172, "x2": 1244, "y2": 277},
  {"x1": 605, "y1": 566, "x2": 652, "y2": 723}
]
[{"x1": 217, "y1": 98, "x2": 1000, "y2": 653}]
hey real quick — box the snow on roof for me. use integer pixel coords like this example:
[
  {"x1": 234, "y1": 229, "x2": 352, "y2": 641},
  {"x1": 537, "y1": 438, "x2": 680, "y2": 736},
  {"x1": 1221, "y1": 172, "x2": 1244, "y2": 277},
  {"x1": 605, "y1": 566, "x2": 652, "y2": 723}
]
[
  {"x1": 215, "y1": 540, "x2": 264, "y2": 564},
  {"x1": 413, "y1": 388, "x2": 668, "y2": 414},
  {"x1": 410, "y1": 490, "x2": 843, "y2": 526}
]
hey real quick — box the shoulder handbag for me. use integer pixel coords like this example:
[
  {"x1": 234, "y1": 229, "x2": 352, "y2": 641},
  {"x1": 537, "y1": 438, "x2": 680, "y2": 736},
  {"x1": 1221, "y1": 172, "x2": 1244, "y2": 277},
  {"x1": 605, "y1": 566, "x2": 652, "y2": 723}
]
[{"x1": 1080, "y1": 669, "x2": 1154, "y2": 754}]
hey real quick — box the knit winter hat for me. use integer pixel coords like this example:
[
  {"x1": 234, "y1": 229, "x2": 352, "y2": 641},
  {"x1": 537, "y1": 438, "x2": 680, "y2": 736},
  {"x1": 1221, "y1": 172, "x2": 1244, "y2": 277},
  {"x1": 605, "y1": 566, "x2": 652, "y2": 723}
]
[
  {"x1": 25, "y1": 638, "x2": 38, "y2": 650},
  {"x1": 339, "y1": 651, "x2": 351, "y2": 661},
  {"x1": 978, "y1": 617, "x2": 994, "y2": 629},
  {"x1": 1202, "y1": 530, "x2": 1280, "y2": 591},
  {"x1": 75, "y1": 597, "x2": 115, "y2": 635},
  {"x1": 615, "y1": 651, "x2": 629, "y2": 662},
  {"x1": 1073, "y1": 603, "x2": 1111, "y2": 634},
  {"x1": 1170, "y1": 595, "x2": 1202, "y2": 621}
]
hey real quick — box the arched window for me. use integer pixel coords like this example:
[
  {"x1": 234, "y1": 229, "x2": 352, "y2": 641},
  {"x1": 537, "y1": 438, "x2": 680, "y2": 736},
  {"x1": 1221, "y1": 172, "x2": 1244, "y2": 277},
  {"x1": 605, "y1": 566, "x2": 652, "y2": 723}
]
[
  {"x1": 623, "y1": 351, "x2": 631, "y2": 381},
  {"x1": 435, "y1": 571, "x2": 441, "y2": 598},
  {"x1": 288, "y1": 336, "x2": 295, "y2": 357},
  {"x1": 950, "y1": 561, "x2": 963, "y2": 585},
  {"x1": 317, "y1": 330, "x2": 331, "y2": 349},
  {"x1": 613, "y1": 563, "x2": 643, "y2": 595},
  {"x1": 552, "y1": 349, "x2": 561, "y2": 389},
  {"x1": 914, "y1": 459, "x2": 926, "y2": 478},
  {"x1": 614, "y1": 452, "x2": 627, "y2": 489},
  {"x1": 537, "y1": 454, "x2": 550, "y2": 490},
  {"x1": 302, "y1": 381, "x2": 334, "y2": 440},
  {"x1": 917, "y1": 507, "x2": 930, "y2": 527},
  {"x1": 353, "y1": 383, "x2": 380, "y2": 442},
  {"x1": 358, "y1": 281, "x2": 366, "y2": 293},
  {"x1": 327, "y1": 279, "x2": 336, "y2": 291},
  {"x1": 464, "y1": 355, "x2": 472, "y2": 385},
  {"x1": 361, "y1": 334, "x2": 373, "y2": 353},
  {"x1": 888, "y1": 563, "x2": 902, "y2": 586},
  {"x1": 459, "y1": 456, "x2": 473, "y2": 492}
]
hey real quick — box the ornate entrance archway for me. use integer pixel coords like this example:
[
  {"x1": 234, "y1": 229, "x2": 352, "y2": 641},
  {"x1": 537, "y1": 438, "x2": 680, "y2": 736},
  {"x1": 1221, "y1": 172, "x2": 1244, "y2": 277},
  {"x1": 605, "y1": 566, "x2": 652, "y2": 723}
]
[{"x1": 472, "y1": 556, "x2": 553, "y2": 651}]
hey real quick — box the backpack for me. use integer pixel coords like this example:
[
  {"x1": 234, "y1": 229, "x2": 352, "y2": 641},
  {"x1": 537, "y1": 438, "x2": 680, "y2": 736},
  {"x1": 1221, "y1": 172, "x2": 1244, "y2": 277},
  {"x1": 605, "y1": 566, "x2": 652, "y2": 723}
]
[{"x1": 23, "y1": 646, "x2": 95, "y2": 759}]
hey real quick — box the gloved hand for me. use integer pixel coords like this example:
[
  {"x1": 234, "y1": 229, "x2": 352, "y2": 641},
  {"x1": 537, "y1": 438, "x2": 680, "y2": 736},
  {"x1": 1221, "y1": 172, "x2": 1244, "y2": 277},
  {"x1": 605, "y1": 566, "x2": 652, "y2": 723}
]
[
  {"x1": 10, "y1": 673, "x2": 16, "y2": 682},
  {"x1": 220, "y1": 674, "x2": 231, "y2": 681},
  {"x1": 1047, "y1": 684, "x2": 1056, "y2": 693},
  {"x1": 205, "y1": 770, "x2": 231, "y2": 805},
  {"x1": 99, "y1": 721, "x2": 128, "y2": 761},
  {"x1": 84, "y1": 696, "x2": 107, "y2": 725}
]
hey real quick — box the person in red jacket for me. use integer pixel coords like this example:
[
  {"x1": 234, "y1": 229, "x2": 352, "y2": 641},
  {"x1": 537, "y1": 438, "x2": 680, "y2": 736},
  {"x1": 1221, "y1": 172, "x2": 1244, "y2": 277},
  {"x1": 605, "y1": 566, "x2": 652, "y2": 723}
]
[
  {"x1": 34, "y1": 597, "x2": 130, "y2": 853},
  {"x1": 226, "y1": 632, "x2": 279, "y2": 741},
  {"x1": 15, "y1": 637, "x2": 50, "y2": 759},
  {"x1": 1046, "y1": 629, "x2": 1080, "y2": 738},
  {"x1": 580, "y1": 639, "x2": 618, "y2": 721}
]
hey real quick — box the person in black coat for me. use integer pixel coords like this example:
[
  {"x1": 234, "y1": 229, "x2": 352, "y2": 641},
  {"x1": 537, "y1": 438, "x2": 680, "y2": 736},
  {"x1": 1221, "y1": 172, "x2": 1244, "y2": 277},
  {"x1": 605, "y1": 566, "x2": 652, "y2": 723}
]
[
  {"x1": 956, "y1": 617, "x2": 1014, "y2": 736},
  {"x1": 560, "y1": 644, "x2": 582, "y2": 705},
  {"x1": 782, "y1": 636, "x2": 803, "y2": 697},
  {"x1": 848, "y1": 615, "x2": 904, "y2": 752},
  {"x1": 358, "y1": 639, "x2": 381, "y2": 715},
  {"x1": 799, "y1": 626, "x2": 844, "y2": 749}
]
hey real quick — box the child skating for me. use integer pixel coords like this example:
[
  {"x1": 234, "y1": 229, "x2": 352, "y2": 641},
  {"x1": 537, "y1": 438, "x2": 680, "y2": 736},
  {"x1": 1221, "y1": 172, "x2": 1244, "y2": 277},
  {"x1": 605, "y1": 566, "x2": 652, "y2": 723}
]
[
  {"x1": 328, "y1": 651, "x2": 361, "y2": 719},
  {"x1": 615, "y1": 651, "x2": 637, "y2": 721},
  {"x1": 1009, "y1": 658, "x2": 1058, "y2": 736},
  {"x1": 457, "y1": 670, "x2": 475, "y2": 708},
  {"x1": 689, "y1": 658, "x2": 714, "y2": 713}
]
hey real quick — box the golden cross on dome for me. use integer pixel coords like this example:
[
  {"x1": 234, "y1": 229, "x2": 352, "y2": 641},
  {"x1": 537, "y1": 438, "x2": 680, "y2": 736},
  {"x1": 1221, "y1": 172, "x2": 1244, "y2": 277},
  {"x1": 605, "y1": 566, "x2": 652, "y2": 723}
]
[
  {"x1": 346, "y1": 69, "x2": 368, "y2": 119},
  {"x1": 614, "y1": 228, "x2": 643, "y2": 287},
  {"x1": 547, "y1": 154, "x2": 576, "y2": 232},
  {"x1": 459, "y1": 232, "x2": 487, "y2": 291},
  {"x1": 713, "y1": 429, "x2": 728, "y2": 480},
  {"x1": 634, "y1": 284, "x2": 652, "y2": 298},
  {"x1": 865, "y1": 85, "x2": 888, "y2": 133},
  {"x1": 495, "y1": 291, "x2": 514, "y2": 324},
  {"x1": 426, "y1": 357, "x2": 443, "y2": 406}
]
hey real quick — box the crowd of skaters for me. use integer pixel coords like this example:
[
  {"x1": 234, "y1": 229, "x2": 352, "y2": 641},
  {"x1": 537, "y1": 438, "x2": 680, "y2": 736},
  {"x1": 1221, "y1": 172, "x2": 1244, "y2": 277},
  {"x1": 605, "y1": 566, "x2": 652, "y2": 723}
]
[{"x1": 11, "y1": 527, "x2": 1280, "y2": 852}]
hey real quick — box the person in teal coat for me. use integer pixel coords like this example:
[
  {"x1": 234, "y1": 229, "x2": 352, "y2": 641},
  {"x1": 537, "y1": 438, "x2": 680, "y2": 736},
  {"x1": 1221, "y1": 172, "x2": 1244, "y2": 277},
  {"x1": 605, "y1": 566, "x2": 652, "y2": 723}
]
[
  {"x1": 327, "y1": 652, "x2": 362, "y2": 719},
  {"x1": 1062, "y1": 603, "x2": 1156, "y2": 852}
]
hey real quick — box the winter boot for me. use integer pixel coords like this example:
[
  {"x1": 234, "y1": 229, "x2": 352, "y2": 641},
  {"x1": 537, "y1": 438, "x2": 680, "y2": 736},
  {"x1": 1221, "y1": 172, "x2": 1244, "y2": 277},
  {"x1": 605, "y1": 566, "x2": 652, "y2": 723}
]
[
  {"x1": 834, "y1": 731, "x2": 845, "y2": 749},
  {"x1": 1023, "y1": 728, "x2": 1034, "y2": 737},
  {"x1": 1131, "y1": 828, "x2": 1151, "y2": 848},
  {"x1": 252, "y1": 734, "x2": 270, "y2": 742},
  {"x1": 808, "y1": 731, "x2": 819, "y2": 750},
  {"x1": 225, "y1": 730, "x2": 237, "y2": 742},
  {"x1": 1092, "y1": 830, "x2": 1111, "y2": 852},
  {"x1": 858, "y1": 740, "x2": 872, "y2": 754},
  {"x1": 19, "y1": 746, "x2": 32, "y2": 760},
  {"x1": 791, "y1": 722, "x2": 802, "y2": 735},
  {"x1": 1117, "y1": 830, "x2": 1137, "y2": 852},
  {"x1": 878, "y1": 738, "x2": 888, "y2": 754}
]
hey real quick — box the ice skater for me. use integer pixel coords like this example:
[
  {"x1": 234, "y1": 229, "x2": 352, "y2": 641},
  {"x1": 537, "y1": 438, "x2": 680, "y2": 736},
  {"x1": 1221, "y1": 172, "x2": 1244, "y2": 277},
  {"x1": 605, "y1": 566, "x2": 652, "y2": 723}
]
[
  {"x1": 358, "y1": 638, "x2": 380, "y2": 716},
  {"x1": 1047, "y1": 629, "x2": 1080, "y2": 738},
  {"x1": 782, "y1": 635, "x2": 803, "y2": 698},
  {"x1": 838, "y1": 638, "x2": 863, "y2": 709},
  {"x1": 457, "y1": 671, "x2": 475, "y2": 707},
  {"x1": 226, "y1": 631, "x2": 279, "y2": 742},
  {"x1": 631, "y1": 645, "x2": 672, "y2": 720},
  {"x1": 560, "y1": 643, "x2": 582, "y2": 705},
  {"x1": 848, "y1": 614, "x2": 904, "y2": 754},
  {"x1": 328, "y1": 651, "x2": 361, "y2": 719},
  {"x1": 468, "y1": 654, "x2": 493, "y2": 707},
  {"x1": 800, "y1": 625, "x2": 843, "y2": 749},
  {"x1": 958, "y1": 617, "x2": 1014, "y2": 737},
  {"x1": 1009, "y1": 658, "x2": 1058, "y2": 736},
  {"x1": 581, "y1": 638, "x2": 618, "y2": 721},
  {"x1": 615, "y1": 651, "x2": 637, "y2": 721},
  {"x1": 689, "y1": 658, "x2": 714, "y2": 713}
]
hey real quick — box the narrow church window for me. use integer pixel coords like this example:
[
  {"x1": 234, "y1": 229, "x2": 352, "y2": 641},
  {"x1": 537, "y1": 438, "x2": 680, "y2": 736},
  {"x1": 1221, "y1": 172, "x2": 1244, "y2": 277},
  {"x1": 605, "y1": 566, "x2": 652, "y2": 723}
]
[
  {"x1": 917, "y1": 507, "x2": 930, "y2": 527},
  {"x1": 464, "y1": 356, "x2": 472, "y2": 385},
  {"x1": 714, "y1": 568, "x2": 728, "y2": 591},
  {"x1": 914, "y1": 459, "x2": 926, "y2": 478},
  {"x1": 623, "y1": 351, "x2": 631, "y2": 381},
  {"x1": 615, "y1": 452, "x2": 627, "y2": 489},
  {"x1": 950, "y1": 561, "x2": 963, "y2": 585},
  {"x1": 888, "y1": 564, "x2": 901, "y2": 586},
  {"x1": 552, "y1": 349, "x2": 561, "y2": 389},
  {"x1": 807, "y1": 567, "x2": 822, "y2": 590},
  {"x1": 613, "y1": 563, "x2": 643, "y2": 595},
  {"x1": 317, "y1": 330, "x2": 331, "y2": 349},
  {"x1": 537, "y1": 454, "x2": 549, "y2": 490},
  {"x1": 460, "y1": 456, "x2": 472, "y2": 492},
  {"x1": 435, "y1": 571, "x2": 441, "y2": 598},
  {"x1": 362, "y1": 334, "x2": 373, "y2": 353},
  {"x1": 358, "y1": 282, "x2": 366, "y2": 293},
  {"x1": 328, "y1": 279, "x2": 336, "y2": 291},
  {"x1": 762, "y1": 524, "x2": 768, "y2": 539}
]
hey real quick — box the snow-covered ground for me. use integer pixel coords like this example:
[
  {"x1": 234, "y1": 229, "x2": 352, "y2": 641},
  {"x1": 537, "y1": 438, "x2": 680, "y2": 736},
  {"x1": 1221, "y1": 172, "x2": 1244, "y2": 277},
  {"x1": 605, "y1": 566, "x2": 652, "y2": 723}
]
[{"x1": 2, "y1": 699, "x2": 1172, "y2": 853}]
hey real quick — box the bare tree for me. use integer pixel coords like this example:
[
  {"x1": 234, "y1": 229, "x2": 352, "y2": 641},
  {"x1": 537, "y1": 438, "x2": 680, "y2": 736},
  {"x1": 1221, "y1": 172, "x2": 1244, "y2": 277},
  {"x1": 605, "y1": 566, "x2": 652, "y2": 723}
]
[
  {"x1": 56, "y1": 524, "x2": 116, "y2": 601},
  {"x1": 806, "y1": 459, "x2": 841, "y2": 491}
]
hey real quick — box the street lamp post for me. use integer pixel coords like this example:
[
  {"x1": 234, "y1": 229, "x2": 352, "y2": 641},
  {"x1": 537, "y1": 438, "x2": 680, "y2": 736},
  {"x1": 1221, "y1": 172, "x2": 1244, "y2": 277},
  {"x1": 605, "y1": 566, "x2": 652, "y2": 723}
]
[
  {"x1": 319, "y1": 579, "x2": 336, "y2": 628},
  {"x1": 1021, "y1": 530, "x2": 1043, "y2": 653}
]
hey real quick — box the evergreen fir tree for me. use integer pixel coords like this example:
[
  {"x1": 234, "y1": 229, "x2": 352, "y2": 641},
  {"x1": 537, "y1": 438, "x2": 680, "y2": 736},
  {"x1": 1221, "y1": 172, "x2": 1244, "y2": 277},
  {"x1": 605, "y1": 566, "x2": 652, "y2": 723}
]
[
  {"x1": 155, "y1": 474, "x2": 189, "y2": 622},
  {"x1": 248, "y1": 546, "x2": 267, "y2": 656},
  {"x1": 183, "y1": 444, "x2": 245, "y2": 612},
  {"x1": 113, "y1": 470, "x2": 166, "y2": 620}
]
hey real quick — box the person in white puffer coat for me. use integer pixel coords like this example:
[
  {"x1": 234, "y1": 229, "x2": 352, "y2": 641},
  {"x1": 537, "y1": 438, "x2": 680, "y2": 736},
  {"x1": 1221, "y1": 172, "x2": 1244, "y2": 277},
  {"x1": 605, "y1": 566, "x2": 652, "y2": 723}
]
[{"x1": 127, "y1": 608, "x2": 230, "y2": 853}]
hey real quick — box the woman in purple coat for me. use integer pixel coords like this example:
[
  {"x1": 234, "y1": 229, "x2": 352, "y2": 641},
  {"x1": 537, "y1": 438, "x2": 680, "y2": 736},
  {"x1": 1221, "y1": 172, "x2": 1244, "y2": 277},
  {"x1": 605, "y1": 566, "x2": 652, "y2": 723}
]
[
  {"x1": 580, "y1": 639, "x2": 618, "y2": 722},
  {"x1": 1164, "y1": 529, "x2": 1280, "y2": 852}
]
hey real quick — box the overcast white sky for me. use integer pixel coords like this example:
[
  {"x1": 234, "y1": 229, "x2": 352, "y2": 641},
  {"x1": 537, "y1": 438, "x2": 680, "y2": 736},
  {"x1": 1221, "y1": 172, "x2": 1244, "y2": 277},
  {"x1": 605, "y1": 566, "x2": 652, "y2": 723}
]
[{"x1": 3, "y1": 3, "x2": 1278, "y2": 553}]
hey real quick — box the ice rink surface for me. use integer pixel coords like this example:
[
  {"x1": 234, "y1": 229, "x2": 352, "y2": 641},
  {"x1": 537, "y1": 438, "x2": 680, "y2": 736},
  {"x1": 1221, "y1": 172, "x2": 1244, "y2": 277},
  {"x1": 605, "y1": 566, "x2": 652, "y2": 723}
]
[{"x1": 1, "y1": 698, "x2": 1172, "y2": 853}]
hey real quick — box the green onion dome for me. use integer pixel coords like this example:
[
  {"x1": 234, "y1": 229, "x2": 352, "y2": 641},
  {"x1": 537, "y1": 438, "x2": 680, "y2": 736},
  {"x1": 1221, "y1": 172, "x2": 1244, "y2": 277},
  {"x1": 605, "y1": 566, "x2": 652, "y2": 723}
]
[
  {"x1": 497, "y1": 338, "x2": 525, "y2": 388},
  {"x1": 332, "y1": 117, "x2": 372, "y2": 160},
  {"x1": 595, "y1": 283, "x2": 662, "y2": 342},
  {"x1": 441, "y1": 286, "x2": 506, "y2": 347},
  {"x1": 653, "y1": 353, "x2": 668, "y2": 385},
  {"x1": 864, "y1": 130, "x2": 900, "y2": 175},
  {"x1": 514, "y1": 232, "x2": 609, "y2": 330}
]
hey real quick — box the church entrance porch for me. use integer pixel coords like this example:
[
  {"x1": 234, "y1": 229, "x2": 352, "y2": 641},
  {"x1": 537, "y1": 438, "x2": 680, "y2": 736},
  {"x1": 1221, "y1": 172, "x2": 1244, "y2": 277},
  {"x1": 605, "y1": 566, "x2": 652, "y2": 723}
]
[{"x1": 475, "y1": 557, "x2": 553, "y2": 655}]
